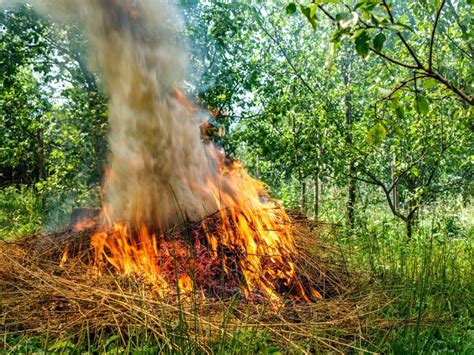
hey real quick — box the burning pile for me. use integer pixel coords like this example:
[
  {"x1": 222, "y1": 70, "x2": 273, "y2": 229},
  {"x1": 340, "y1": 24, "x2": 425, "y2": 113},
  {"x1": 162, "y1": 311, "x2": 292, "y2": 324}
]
[
  {"x1": 27, "y1": 0, "x2": 319, "y2": 303},
  {"x1": 0, "y1": 218, "x2": 361, "y2": 352},
  {"x1": 86, "y1": 159, "x2": 321, "y2": 303}
]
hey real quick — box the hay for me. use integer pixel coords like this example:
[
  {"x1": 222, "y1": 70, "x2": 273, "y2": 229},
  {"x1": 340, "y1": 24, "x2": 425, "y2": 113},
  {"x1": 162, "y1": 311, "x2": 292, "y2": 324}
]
[{"x1": 0, "y1": 216, "x2": 396, "y2": 353}]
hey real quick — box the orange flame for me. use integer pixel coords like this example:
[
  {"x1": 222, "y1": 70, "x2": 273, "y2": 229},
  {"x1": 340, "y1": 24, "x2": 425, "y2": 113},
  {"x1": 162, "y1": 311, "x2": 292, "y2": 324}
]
[
  {"x1": 59, "y1": 246, "x2": 69, "y2": 268},
  {"x1": 89, "y1": 153, "x2": 320, "y2": 303}
]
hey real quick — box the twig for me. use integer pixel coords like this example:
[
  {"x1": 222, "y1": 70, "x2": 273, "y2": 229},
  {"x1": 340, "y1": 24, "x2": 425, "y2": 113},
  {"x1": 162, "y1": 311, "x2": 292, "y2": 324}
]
[{"x1": 429, "y1": 0, "x2": 446, "y2": 70}]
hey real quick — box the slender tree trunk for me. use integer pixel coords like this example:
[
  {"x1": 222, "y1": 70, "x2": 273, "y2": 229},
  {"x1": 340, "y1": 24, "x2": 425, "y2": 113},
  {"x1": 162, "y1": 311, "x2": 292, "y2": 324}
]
[
  {"x1": 405, "y1": 205, "x2": 419, "y2": 241},
  {"x1": 36, "y1": 128, "x2": 46, "y2": 182},
  {"x1": 344, "y1": 73, "x2": 356, "y2": 230},
  {"x1": 36, "y1": 128, "x2": 46, "y2": 211},
  {"x1": 406, "y1": 217, "x2": 413, "y2": 241},
  {"x1": 391, "y1": 153, "x2": 400, "y2": 212},
  {"x1": 405, "y1": 180, "x2": 419, "y2": 240},
  {"x1": 313, "y1": 171, "x2": 320, "y2": 222},
  {"x1": 347, "y1": 163, "x2": 356, "y2": 229},
  {"x1": 300, "y1": 178, "x2": 306, "y2": 215}
]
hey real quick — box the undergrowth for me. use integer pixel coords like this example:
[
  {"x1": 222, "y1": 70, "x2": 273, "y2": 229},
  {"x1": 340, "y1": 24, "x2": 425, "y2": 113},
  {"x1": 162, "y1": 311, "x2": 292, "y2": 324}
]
[
  {"x1": 0, "y1": 188, "x2": 472, "y2": 354},
  {"x1": 0, "y1": 186, "x2": 43, "y2": 239}
]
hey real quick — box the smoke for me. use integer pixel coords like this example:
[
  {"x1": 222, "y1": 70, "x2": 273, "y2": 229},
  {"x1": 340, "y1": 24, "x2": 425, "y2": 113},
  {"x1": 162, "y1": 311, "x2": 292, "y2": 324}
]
[{"x1": 27, "y1": 0, "x2": 223, "y2": 229}]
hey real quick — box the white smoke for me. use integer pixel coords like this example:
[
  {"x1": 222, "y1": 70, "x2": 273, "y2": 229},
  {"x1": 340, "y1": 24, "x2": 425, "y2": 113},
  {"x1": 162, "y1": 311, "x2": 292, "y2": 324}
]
[{"x1": 26, "y1": 0, "x2": 222, "y2": 229}]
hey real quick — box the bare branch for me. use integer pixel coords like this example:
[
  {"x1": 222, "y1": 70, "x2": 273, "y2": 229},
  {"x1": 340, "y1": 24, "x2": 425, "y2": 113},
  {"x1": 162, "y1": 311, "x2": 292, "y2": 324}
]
[
  {"x1": 369, "y1": 48, "x2": 419, "y2": 69},
  {"x1": 382, "y1": 0, "x2": 424, "y2": 69},
  {"x1": 317, "y1": 4, "x2": 335, "y2": 21},
  {"x1": 376, "y1": 74, "x2": 429, "y2": 103},
  {"x1": 429, "y1": 0, "x2": 446, "y2": 70}
]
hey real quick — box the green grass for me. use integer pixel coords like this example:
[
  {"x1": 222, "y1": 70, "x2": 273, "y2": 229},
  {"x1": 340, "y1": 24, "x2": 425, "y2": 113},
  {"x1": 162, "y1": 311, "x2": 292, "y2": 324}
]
[
  {"x1": 1, "y1": 188, "x2": 472, "y2": 353},
  {"x1": 4, "y1": 324, "x2": 279, "y2": 354},
  {"x1": 336, "y1": 208, "x2": 474, "y2": 353},
  {"x1": 0, "y1": 185, "x2": 43, "y2": 239}
]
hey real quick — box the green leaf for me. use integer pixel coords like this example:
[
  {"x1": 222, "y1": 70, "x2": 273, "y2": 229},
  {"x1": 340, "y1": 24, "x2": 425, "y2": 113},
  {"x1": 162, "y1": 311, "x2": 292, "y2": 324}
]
[
  {"x1": 325, "y1": 42, "x2": 338, "y2": 70},
  {"x1": 416, "y1": 96, "x2": 430, "y2": 115},
  {"x1": 49, "y1": 340, "x2": 75, "y2": 351},
  {"x1": 286, "y1": 3, "x2": 297, "y2": 15},
  {"x1": 373, "y1": 32, "x2": 386, "y2": 52},
  {"x1": 395, "y1": 107, "x2": 404, "y2": 119},
  {"x1": 387, "y1": 23, "x2": 414, "y2": 32},
  {"x1": 368, "y1": 123, "x2": 387, "y2": 145},
  {"x1": 354, "y1": 31, "x2": 370, "y2": 57},
  {"x1": 396, "y1": 22, "x2": 414, "y2": 32},
  {"x1": 423, "y1": 78, "x2": 438, "y2": 89},
  {"x1": 391, "y1": 99, "x2": 404, "y2": 118},
  {"x1": 350, "y1": 28, "x2": 366, "y2": 40},
  {"x1": 300, "y1": 5, "x2": 318, "y2": 29},
  {"x1": 394, "y1": 125, "x2": 403, "y2": 136},
  {"x1": 330, "y1": 28, "x2": 344, "y2": 43}
]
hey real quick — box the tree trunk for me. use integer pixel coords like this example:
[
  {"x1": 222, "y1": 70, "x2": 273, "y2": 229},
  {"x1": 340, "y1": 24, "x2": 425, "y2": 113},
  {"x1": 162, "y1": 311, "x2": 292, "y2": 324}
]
[
  {"x1": 405, "y1": 207, "x2": 418, "y2": 242},
  {"x1": 300, "y1": 179, "x2": 306, "y2": 215},
  {"x1": 406, "y1": 216, "x2": 414, "y2": 241},
  {"x1": 344, "y1": 73, "x2": 356, "y2": 230},
  {"x1": 391, "y1": 153, "x2": 400, "y2": 213},
  {"x1": 36, "y1": 128, "x2": 47, "y2": 211},
  {"x1": 36, "y1": 128, "x2": 46, "y2": 182},
  {"x1": 346, "y1": 164, "x2": 356, "y2": 230},
  {"x1": 313, "y1": 172, "x2": 320, "y2": 223},
  {"x1": 405, "y1": 181, "x2": 419, "y2": 240}
]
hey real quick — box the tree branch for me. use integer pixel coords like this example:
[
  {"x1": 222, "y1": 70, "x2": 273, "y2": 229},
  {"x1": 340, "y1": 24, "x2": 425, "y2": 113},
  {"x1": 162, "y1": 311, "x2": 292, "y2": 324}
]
[
  {"x1": 382, "y1": 0, "x2": 424, "y2": 69},
  {"x1": 426, "y1": 72, "x2": 473, "y2": 105},
  {"x1": 376, "y1": 73, "x2": 429, "y2": 102},
  {"x1": 317, "y1": 4, "x2": 335, "y2": 21},
  {"x1": 360, "y1": 167, "x2": 407, "y2": 221},
  {"x1": 429, "y1": 0, "x2": 446, "y2": 71},
  {"x1": 387, "y1": 150, "x2": 427, "y2": 194},
  {"x1": 369, "y1": 48, "x2": 419, "y2": 69}
]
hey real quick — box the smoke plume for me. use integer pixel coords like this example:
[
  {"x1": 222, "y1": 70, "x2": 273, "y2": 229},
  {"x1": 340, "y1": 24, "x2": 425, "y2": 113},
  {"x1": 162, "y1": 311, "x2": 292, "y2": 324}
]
[{"x1": 35, "y1": 0, "x2": 224, "y2": 229}]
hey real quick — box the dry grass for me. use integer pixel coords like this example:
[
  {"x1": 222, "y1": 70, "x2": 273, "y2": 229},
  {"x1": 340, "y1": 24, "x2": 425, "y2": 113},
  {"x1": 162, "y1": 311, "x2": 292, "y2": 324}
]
[{"x1": 0, "y1": 216, "x2": 400, "y2": 353}]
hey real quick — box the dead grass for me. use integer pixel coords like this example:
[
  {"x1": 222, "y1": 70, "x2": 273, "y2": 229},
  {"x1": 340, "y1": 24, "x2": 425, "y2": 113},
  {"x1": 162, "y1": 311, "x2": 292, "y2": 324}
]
[{"x1": 0, "y1": 216, "x2": 400, "y2": 353}]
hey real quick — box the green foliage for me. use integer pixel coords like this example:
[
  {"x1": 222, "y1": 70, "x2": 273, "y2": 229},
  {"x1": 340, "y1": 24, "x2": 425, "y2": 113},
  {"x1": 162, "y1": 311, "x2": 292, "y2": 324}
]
[
  {"x1": 293, "y1": 0, "x2": 473, "y2": 105},
  {"x1": 0, "y1": 5, "x2": 107, "y2": 229},
  {"x1": 367, "y1": 122, "x2": 387, "y2": 145},
  {"x1": 285, "y1": 2, "x2": 297, "y2": 15},
  {"x1": 0, "y1": 185, "x2": 42, "y2": 238}
]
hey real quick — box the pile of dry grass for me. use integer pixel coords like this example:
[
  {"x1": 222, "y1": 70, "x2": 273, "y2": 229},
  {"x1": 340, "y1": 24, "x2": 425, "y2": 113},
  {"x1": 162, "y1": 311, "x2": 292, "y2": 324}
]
[{"x1": 0, "y1": 215, "x2": 396, "y2": 353}]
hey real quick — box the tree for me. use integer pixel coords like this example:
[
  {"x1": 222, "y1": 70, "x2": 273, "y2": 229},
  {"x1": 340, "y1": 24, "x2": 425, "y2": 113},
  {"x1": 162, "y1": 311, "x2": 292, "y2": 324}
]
[{"x1": 0, "y1": 5, "x2": 108, "y2": 223}]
